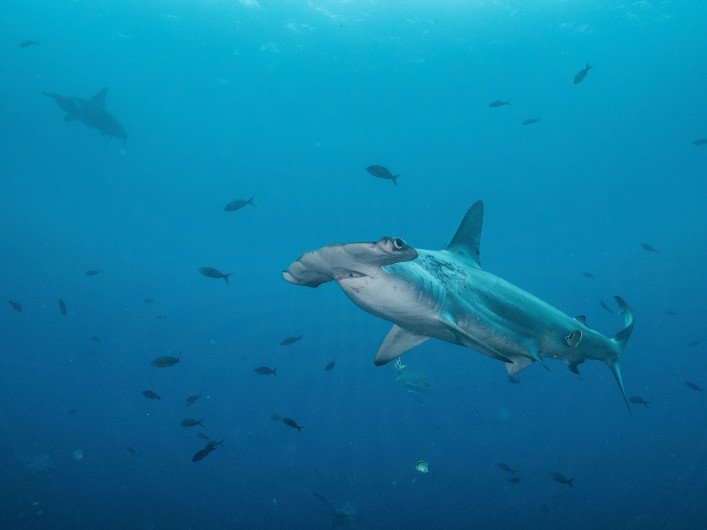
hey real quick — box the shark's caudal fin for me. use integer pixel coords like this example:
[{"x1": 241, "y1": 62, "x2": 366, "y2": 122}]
[
  {"x1": 445, "y1": 200, "x2": 483, "y2": 268},
  {"x1": 91, "y1": 87, "x2": 108, "y2": 107},
  {"x1": 608, "y1": 295, "x2": 635, "y2": 411}
]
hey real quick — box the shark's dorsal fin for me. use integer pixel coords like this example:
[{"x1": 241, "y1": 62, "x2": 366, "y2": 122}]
[
  {"x1": 374, "y1": 325, "x2": 429, "y2": 366},
  {"x1": 446, "y1": 201, "x2": 484, "y2": 268},
  {"x1": 91, "y1": 87, "x2": 108, "y2": 107}
]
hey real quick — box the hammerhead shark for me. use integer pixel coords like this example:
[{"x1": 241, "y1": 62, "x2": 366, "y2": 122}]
[
  {"x1": 43, "y1": 87, "x2": 127, "y2": 141},
  {"x1": 283, "y1": 201, "x2": 635, "y2": 406}
]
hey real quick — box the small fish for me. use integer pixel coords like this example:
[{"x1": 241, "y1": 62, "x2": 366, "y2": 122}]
[
  {"x1": 497, "y1": 463, "x2": 516, "y2": 474},
  {"x1": 280, "y1": 335, "x2": 303, "y2": 346},
  {"x1": 582, "y1": 271, "x2": 594, "y2": 279},
  {"x1": 282, "y1": 417, "x2": 303, "y2": 432},
  {"x1": 521, "y1": 117, "x2": 540, "y2": 125},
  {"x1": 692, "y1": 138, "x2": 707, "y2": 146},
  {"x1": 8, "y1": 300, "x2": 22, "y2": 312},
  {"x1": 90, "y1": 335, "x2": 102, "y2": 342},
  {"x1": 270, "y1": 413, "x2": 282, "y2": 421},
  {"x1": 192, "y1": 439, "x2": 223, "y2": 462},
  {"x1": 365, "y1": 165, "x2": 399, "y2": 187},
  {"x1": 186, "y1": 394, "x2": 202, "y2": 406},
  {"x1": 629, "y1": 396, "x2": 649, "y2": 407},
  {"x1": 254, "y1": 366, "x2": 277, "y2": 375},
  {"x1": 224, "y1": 197, "x2": 255, "y2": 211},
  {"x1": 181, "y1": 418, "x2": 205, "y2": 428},
  {"x1": 688, "y1": 340, "x2": 700, "y2": 347},
  {"x1": 143, "y1": 298, "x2": 154, "y2": 304},
  {"x1": 665, "y1": 310, "x2": 676, "y2": 316},
  {"x1": 507, "y1": 374, "x2": 520, "y2": 385},
  {"x1": 415, "y1": 461, "x2": 429, "y2": 473},
  {"x1": 599, "y1": 300, "x2": 613, "y2": 314},
  {"x1": 125, "y1": 446, "x2": 137, "y2": 456},
  {"x1": 20, "y1": 40, "x2": 40, "y2": 47},
  {"x1": 67, "y1": 408, "x2": 78, "y2": 416},
  {"x1": 58, "y1": 299, "x2": 68, "y2": 316},
  {"x1": 142, "y1": 390, "x2": 160, "y2": 400},
  {"x1": 509, "y1": 476, "x2": 522, "y2": 484},
  {"x1": 551, "y1": 472, "x2": 574, "y2": 487},
  {"x1": 324, "y1": 360, "x2": 336, "y2": 372},
  {"x1": 156, "y1": 315, "x2": 167, "y2": 319},
  {"x1": 198, "y1": 267, "x2": 234, "y2": 284},
  {"x1": 488, "y1": 99, "x2": 510, "y2": 107},
  {"x1": 641, "y1": 243, "x2": 660, "y2": 253},
  {"x1": 150, "y1": 352, "x2": 180, "y2": 368},
  {"x1": 85, "y1": 269, "x2": 101, "y2": 276},
  {"x1": 573, "y1": 62, "x2": 592, "y2": 84},
  {"x1": 685, "y1": 381, "x2": 703, "y2": 394}
]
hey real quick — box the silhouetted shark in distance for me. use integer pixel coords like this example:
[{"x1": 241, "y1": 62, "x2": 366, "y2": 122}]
[{"x1": 43, "y1": 87, "x2": 127, "y2": 141}]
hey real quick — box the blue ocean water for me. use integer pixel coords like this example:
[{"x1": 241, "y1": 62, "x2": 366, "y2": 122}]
[{"x1": 1, "y1": 1, "x2": 706, "y2": 528}]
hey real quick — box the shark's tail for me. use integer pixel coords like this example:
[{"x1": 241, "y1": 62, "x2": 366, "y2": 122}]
[{"x1": 607, "y1": 295, "x2": 635, "y2": 411}]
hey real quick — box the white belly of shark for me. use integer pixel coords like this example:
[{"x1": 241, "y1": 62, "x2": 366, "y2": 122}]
[{"x1": 282, "y1": 201, "x2": 635, "y2": 408}]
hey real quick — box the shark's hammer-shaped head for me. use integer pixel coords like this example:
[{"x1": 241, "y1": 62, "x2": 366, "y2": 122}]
[{"x1": 282, "y1": 237, "x2": 418, "y2": 316}]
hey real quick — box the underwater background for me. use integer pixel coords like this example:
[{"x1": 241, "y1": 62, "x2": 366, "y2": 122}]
[{"x1": 1, "y1": 1, "x2": 705, "y2": 528}]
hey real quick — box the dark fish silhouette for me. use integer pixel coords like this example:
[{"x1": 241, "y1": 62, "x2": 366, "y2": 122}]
[
  {"x1": 224, "y1": 197, "x2": 255, "y2": 211},
  {"x1": 312, "y1": 492, "x2": 363, "y2": 528},
  {"x1": 20, "y1": 40, "x2": 39, "y2": 47},
  {"x1": 151, "y1": 353, "x2": 180, "y2": 368},
  {"x1": 254, "y1": 366, "x2": 277, "y2": 375},
  {"x1": 8, "y1": 300, "x2": 22, "y2": 312},
  {"x1": 43, "y1": 87, "x2": 127, "y2": 141},
  {"x1": 665, "y1": 310, "x2": 676, "y2": 316},
  {"x1": 143, "y1": 298, "x2": 154, "y2": 304},
  {"x1": 365, "y1": 165, "x2": 399, "y2": 187},
  {"x1": 488, "y1": 99, "x2": 510, "y2": 107},
  {"x1": 125, "y1": 446, "x2": 137, "y2": 456},
  {"x1": 180, "y1": 418, "x2": 204, "y2": 427},
  {"x1": 198, "y1": 267, "x2": 233, "y2": 284},
  {"x1": 582, "y1": 271, "x2": 594, "y2": 279},
  {"x1": 282, "y1": 417, "x2": 303, "y2": 432},
  {"x1": 142, "y1": 390, "x2": 160, "y2": 400},
  {"x1": 85, "y1": 269, "x2": 101, "y2": 276},
  {"x1": 688, "y1": 340, "x2": 700, "y2": 347},
  {"x1": 692, "y1": 138, "x2": 707, "y2": 146},
  {"x1": 573, "y1": 62, "x2": 592, "y2": 84},
  {"x1": 156, "y1": 315, "x2": 167, "y2": 319},
  {"x1": 685, "y1": 381, "x2": 703, "y2": 394},
  {"x1": 280, "y1": 335, "x2": 303, "y2": 346},
  {"x1": 551, "y1": 472, "x2": 574, "y2": 487},
  {"x1": 186, "y1": 394, "x2": 202, "y2": 406},
  {"x1": 630, "y1": 396, "x2": 649, "y2": 407},
  {"x1": 641, "y1": 243, "x2": 660, "y2": 253},
  {"x1": 90, "y1": 335, "x2": 102, "y2": 342},
  {"x1": 497, "y1": 463, "x2": 516, "y2": 474},
  {"x1": 67, "y1": 408, "x2": 78, "y2": 416},
  {"x1": 325, "y1": 360, "x2": 336, "y2": 371},
  {"x1": 521, "y1": 117, "x2": 540, "y2": 125},
  {"x1": 600, "y1": 300, "x2": 613, "y2": 314},
  {"x1": 192, "y1": 439, "x2": 223, "y2": 462},
  {"x1": 509, "y1": 476, "x2": 522, "y2": 484},
  {"x1": 58, "y1": 299, "x2": 68, "y2": 316}
]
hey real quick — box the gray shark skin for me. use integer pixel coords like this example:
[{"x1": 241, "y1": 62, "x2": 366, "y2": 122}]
[
  {"x1": 283, "y1": 201, "x2": 635, "y2": 406},
  {"x1": 43, "y1": 87, "x2": 127, "y2": 141}
]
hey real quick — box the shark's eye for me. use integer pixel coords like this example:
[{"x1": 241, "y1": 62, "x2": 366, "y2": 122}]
[{"x1": 392, "y1": 237, "x2": 406, "y2": 250}]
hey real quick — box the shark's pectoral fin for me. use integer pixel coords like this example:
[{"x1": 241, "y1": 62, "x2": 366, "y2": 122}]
[
  {"x1": 566, "y1": 358, "x2": 585, "y2": 374},
  {"x1": 440, "y1": 313, "x2": 513, "y2": 363},
  {"x1": 374, "y1": 325, "x2": 429, "y2": 366},
  {"x1": 505, "y1": 356, "x2": 534, "y2": 377}
]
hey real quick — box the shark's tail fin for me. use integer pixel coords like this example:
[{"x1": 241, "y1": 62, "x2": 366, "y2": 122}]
[{"x1": 607, "y1": 295, "x2": 635, "y2": 412}]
